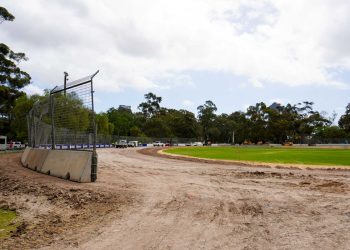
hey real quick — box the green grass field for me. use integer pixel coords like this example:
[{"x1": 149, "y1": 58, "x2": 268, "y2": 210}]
[
  {"x1": 0, "y1": 209, "x2": 18, "y2": 238},
  {"x1": 164, "y1": 146, "x2": 350, "y2": 166}
]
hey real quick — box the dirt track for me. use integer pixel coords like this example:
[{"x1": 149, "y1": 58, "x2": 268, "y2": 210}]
[{"x1": 1, "y1": 148, "x2": 350, "y2": 249}]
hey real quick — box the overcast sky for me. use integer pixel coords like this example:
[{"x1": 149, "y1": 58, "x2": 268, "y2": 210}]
[{"x1": 1, "y1": 0, "x2": 350, "y2": 120}]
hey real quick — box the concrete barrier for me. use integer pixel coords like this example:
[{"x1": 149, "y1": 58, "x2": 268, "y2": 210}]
[
  {"x1": 41, "y1": 150, "x2": 92, "y2": 182},
  {"x1": 24, "y1": 148, "x2": 50, "y2": 171},
  {"x1": 21, "y1": 147, "x2": 31, "y2": 165},
  {"x1": 23, "y1": 147, "x2": 36, "y2": 167},
  {"x1": 21, "y1": 147, "x2": 94, "y2": 182}
]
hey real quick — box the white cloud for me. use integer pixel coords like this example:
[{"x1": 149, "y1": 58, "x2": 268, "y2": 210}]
[
  {"x1": 250, "y1": 78, "x2": 264, "y2": 88},
  {"x1": 242, "y1": 104, "x2": 250, "y2": 111},
  {"x1": 269, "y1": 98, "x2": 289, "y2": 105},
  {"x1": 23, "y1": 84, "x2": 44, "y2": 96},
  {"x1": 182, "y1": 100, "x2": 194, "y2": 107},
  {"x1": 159, "y1": 73, "x2": 195, "y2": 89},
  {"x1": 1, "y1": 0, "x2": 350, "y2": 93}
]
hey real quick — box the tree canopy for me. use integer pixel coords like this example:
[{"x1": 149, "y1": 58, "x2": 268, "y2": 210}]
[
  {"x1": 138, "y1": 92, "x2": 162, "y2": 117},
  {"x1": 7, "y1": 88, "x2": 350, "y2": 144},
  {"x1": 339, "y1": 104, "x2": 350, "y2": 133},
  {"x1": 197, "y1": 100, "x2": 217, "y2": 142},
  {"x1": 0, "y1": 6, "x2": 31, "y2": 137},
  {"x1": 0, "y1": 6, "x2": 14, "y2": 23}
]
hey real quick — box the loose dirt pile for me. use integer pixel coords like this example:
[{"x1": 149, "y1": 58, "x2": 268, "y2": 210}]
[{"x1": 1, "y1": 148, "x2": 350, "y2": 249}]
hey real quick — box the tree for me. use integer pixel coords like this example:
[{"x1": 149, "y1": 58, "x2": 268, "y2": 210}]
[
  {"x1": 197, "y1": 100, "x2": 217, "y2": 142},
  {"x1": 0, "y1": 6, "x2": 31, "y2": 137},
  {"x1": 108, "y1": 122, "x2": 114, "y2": 135},
  {"x1": 211, "y1": 113, "x2": 234, "y2": 143},
  {"x1": 246, "y1": 102, "x2": 268, "y2": 143},
  {"x1": 138, "y1": 92, "x2": 162, "y2": 117},
  {"x1": 228, "y1": 111, "x2": 249, "y2": 144},
  {"x1": 107, "y1": 107, "x2": 135, "y2": 136},
  {"x1": 315, "y1": 126, "x2": 347, "y2": 142},
  {"x1": 339, "y1": 104, "x2": 350, "y2": 133},
  {"x1": 0, "y1": 6, "x2": 14, "y2": 23},
  {"x1": 143, "y1": 117, "x2": 172, "y2": 138},
  {"x1": 11, "y1": 94, "x2": 43, "y2": 141},
  {"x1": 129, "y1": 126, "x2": 143, "y2": 137},
  {"x1": 294, "y1": 102, "x2": 330, "y2": 143},
  {"x1": 263, "y1": 103, "x2": 299, "y2": 143},
  {"x1": 96, "y1": 113, "x2": 110, "y2": 135},
  {"x1": 159, "y1": 108, "x2": 199, "y2": 139}
]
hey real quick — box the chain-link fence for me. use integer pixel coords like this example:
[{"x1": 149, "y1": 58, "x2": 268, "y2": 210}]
[
  {"x1": 50, "y1": 74, "x2": 96, "y2": 149},
  {"x1": 27, "y1": 71, "x2": 99, "y2": 181},
  {"x1": 105, "y1": 136, "x2": 200, "y2": 146},
  {"x1": 27, "y1": 96, "x2": 52, "y2": 148},
  {"x1": 27, "y1": 72, "x2": 99, "y2": 150}
]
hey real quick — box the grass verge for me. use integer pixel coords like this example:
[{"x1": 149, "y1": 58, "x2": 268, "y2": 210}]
[
  {"x1": 0, "y1": 209, "x2": 18, "y2": 238},
  {"x1": 164, "y1": 146, "x2": 350, "y2": 166}
]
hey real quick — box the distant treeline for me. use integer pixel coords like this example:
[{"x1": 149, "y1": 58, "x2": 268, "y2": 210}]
[
  {"x1": 1, "y1": 7, "x2": 349, "y2": 144},
  {"x1": 4, "y1": 92, "x2": 350, "y2": 144}
]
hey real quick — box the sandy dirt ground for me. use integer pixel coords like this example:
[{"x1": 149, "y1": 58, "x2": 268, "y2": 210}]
[{"x1": 1, "y1": 148, "x2": 350, "y2": 250}]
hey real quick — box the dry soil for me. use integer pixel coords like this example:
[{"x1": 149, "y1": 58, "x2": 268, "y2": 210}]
[{"x1": 1, "y1": 148, "x2": 350, "y2": 250}]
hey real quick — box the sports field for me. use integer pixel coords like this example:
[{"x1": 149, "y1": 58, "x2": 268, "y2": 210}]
[{"x1": 164, "y1": 146, "x2": 350, "y2": 166}]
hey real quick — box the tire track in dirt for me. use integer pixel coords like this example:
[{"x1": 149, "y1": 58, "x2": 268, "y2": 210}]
[
  {"x1": 74, "y1": 148, "x2": 350, "y2": 250},
  {"x1": 2, "y1": 149, "x2": 350, "y2": 249}
]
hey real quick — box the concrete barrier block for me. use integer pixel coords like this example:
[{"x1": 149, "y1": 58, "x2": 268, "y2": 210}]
[
  {"x1": 21, "y1": 147, "x2": 31, "y2": 165},
  {"x1": 23, "y1": 148, "x2": 35, "y2": 167},
  {"x1": 25, "y1": 148, "x2": 50, "y2": 171},
  {"x1": 41, "y1": 150, "x2": 92, "y2": 182},
  {"x1": 21, "y1": 148, "x2": 94, "y2": 182}
]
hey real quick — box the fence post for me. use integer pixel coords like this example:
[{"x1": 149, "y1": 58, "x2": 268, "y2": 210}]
[
  {"x1": 26, "y1": 114, "x2": 30, "y2": 147},
  {"x1": 32, "y1": 112, "x2": 36, "y2": 148},
  {"x1": 91, "y1": 77, "x2": 97, "y2": 182},
  {"x1": 50, "y1": 91, "x2": 56, "y2": 149}
]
